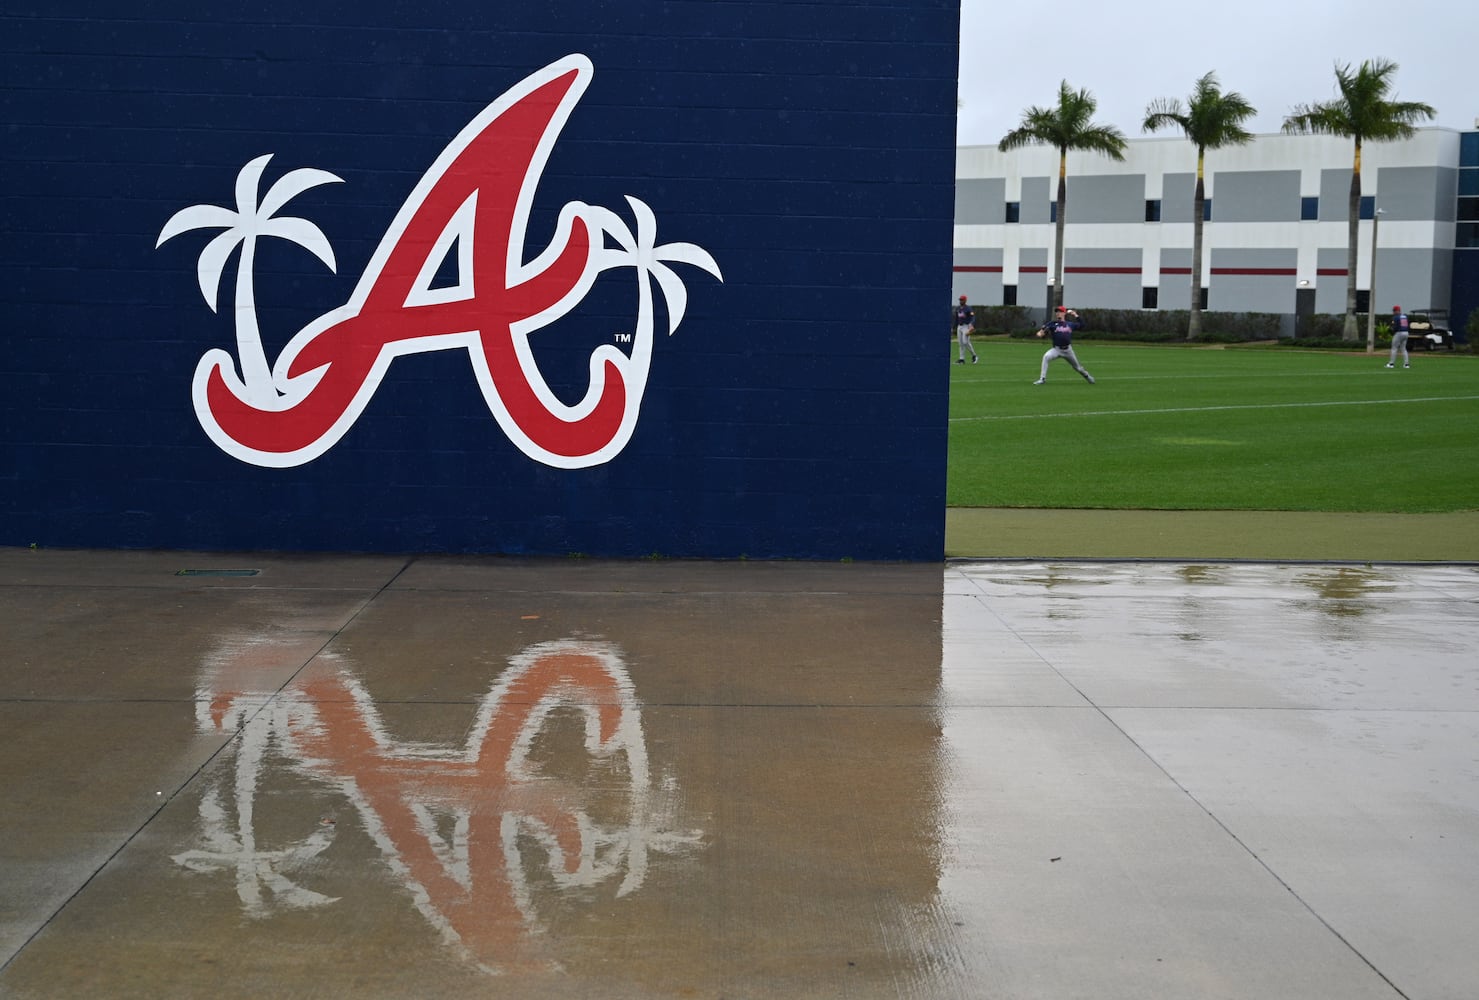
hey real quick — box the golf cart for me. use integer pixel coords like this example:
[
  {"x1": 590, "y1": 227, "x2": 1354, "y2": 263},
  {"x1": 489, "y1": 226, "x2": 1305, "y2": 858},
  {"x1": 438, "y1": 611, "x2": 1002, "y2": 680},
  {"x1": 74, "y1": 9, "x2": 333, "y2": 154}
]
[{"x1": 1407, "y1": 310, "x2": 1455, "y2": 350}]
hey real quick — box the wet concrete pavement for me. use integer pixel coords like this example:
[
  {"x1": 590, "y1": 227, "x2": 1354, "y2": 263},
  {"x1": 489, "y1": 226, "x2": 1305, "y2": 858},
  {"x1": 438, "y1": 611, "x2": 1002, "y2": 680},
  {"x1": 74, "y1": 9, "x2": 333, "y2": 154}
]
[{"x1": 1, "y1": 548, "x2": 1477, "y2": 999}]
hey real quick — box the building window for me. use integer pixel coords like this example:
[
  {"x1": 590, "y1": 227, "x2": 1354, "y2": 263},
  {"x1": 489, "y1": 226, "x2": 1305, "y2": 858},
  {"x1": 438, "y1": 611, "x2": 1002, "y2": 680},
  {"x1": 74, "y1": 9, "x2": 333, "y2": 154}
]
[
  {"x1": 1458, "y1": 198, "x2": 1479, "y2": 222},
  {"x1": 1142, "y1": 287, "x2": 1158, "y2": 309},
  {"x1": 1003, "y1": 284, "x2": 1017, "y2": 306},
  {"x1": 1461, "y1": 131, "x2": 1479, "y2": 168},
  {"x1": 1301, "y1": 196, "x2": 1319, "y2": 220},
  {"x1": 1356, "y1": 289, "x2": 1370, "y2": 313},
  {"x1": 1199, "y1": 287, "x2": 1209, "y2": 310},
  {"x1": 1359, "y1": 195, "x2": 1375, "y2": 219},
  {"x1": 1458, "y1": 223, "x2": 1479, "y2": 249},
  {"x1": 1005, "y1": 201, "x2": 1020, "y2": 223},
  {"x1": 1049, "y1": 202, "x2": 1057, "y2": 223},
  {"x1": 1202, "y1": 200, "x2": 1212, "y2": 221},
  {"x1": 1145, "y1": 199, "x2": 1161, "y2": 222}
]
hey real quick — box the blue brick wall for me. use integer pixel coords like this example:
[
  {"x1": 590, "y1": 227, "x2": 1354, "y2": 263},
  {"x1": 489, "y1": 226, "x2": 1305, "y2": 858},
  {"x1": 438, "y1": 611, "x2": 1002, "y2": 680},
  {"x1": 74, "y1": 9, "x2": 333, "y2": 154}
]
[{"x1": 1, "y1": 1, "x2": 958, "y2": 560}]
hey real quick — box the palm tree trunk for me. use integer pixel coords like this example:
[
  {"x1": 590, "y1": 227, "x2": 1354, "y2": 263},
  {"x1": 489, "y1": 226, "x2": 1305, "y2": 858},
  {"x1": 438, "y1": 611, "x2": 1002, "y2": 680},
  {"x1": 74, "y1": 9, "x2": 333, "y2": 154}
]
[
  {"x1": 1053, "y1": 149, "x2": 1067, "y2": 311},
  {"x1": 1343, "y1": 145, "x2": 1362, "y2": 340},
  {"x1": 233, "y1": 236, "x2": 274, "y2": 397},
  {"x1": 1189, "y1": 153, "x2": 1206, "y2": 341}
]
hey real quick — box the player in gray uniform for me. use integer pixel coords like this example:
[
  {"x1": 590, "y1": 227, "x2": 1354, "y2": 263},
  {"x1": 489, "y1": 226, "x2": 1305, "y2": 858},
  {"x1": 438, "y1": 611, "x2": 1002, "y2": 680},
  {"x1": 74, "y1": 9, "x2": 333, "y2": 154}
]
[
  {"x1": 1385, "y1": 304, "x2": 1411, "y2": 368},
  {"x1": 1033, "y1": 305, "x2": 1095, "y2": 384},
  {"x1": 954, "y1": 295, "x2": 979, "y2": 364}
]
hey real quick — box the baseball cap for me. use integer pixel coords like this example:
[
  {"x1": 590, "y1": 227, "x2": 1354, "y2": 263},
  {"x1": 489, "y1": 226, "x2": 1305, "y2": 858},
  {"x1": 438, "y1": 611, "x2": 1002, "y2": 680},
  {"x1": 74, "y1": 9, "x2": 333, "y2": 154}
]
[
  {"x1": 959, "y1": 294, "x2": 967, "y2": 301},
  {"x1": 1392, "y1": 305, "x2": 1401, "y2": 312},
  {"x1": 1054, "y1": 305, "x2": 1067, "y2": 313}
]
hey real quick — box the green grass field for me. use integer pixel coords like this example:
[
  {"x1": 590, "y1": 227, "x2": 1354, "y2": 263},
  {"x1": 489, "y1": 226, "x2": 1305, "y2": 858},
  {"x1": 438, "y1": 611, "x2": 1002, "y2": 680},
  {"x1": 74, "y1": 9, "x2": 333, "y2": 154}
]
[{"x1": 948, "y1": 339, "x2": 1479, "y2": 513}]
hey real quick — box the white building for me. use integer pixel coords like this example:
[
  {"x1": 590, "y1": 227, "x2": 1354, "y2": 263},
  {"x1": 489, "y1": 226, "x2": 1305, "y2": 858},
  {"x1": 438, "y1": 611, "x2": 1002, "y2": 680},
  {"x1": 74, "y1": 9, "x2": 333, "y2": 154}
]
[{"x1": 954, "y1": 128, "x2": 1479, "y2": 335}]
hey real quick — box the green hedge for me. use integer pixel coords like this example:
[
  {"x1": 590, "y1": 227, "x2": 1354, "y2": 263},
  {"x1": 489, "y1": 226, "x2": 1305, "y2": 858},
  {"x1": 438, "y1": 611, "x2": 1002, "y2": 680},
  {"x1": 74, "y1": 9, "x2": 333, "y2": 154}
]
[
  {"x1": 1272, "y1": 335, "x2": 1390, "y2": 349},
  {"x1": 995, "y1": 308, "x2": 1282, "y2": 342},
  {"x1": 1293, "y1": 313, "x2": 1392, "y2": 340},
  {"x1": 960, "y1": 304, "x2": 1036, "y2": 334}
]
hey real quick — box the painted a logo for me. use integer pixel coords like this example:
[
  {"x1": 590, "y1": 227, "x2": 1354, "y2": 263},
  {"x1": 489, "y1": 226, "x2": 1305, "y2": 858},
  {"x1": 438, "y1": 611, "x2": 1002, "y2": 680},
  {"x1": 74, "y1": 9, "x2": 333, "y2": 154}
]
[{"x1": 157, "y1": 54, "x2": 721, "y2": 469}]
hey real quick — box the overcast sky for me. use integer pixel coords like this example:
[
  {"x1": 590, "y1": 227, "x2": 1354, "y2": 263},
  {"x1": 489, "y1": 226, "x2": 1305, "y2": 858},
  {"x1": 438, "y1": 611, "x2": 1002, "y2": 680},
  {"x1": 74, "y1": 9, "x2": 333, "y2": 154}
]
[{"x1": 957, "y1": 0, "x2": 1479, "y2": 147}]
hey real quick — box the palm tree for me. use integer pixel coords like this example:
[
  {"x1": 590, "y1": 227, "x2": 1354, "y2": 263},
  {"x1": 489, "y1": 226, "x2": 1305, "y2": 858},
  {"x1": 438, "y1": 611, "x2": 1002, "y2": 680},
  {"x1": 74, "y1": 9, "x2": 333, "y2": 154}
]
[
  {"x1": 158, "y1": 155, "x2": 342, "y2": 401},
  {"x1": 1282, "y1": 60, "x2": 1435, "y2": 339},
  {"x1": 1144, "y1": 73, "x2": 1256, "y2": 341},
  {"x1": 591, "y1": 195, "x2": 723, "y2": 338},
  {"x1": 999, "y1": 81, "x2": 1127, "y2": 311}
]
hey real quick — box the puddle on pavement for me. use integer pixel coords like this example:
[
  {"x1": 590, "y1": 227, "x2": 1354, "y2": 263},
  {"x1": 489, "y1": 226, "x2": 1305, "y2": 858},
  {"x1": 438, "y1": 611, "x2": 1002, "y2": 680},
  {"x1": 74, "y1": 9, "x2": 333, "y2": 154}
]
[
  {"x1": 176, "y1": 637, "x2": 697, "y2": 977},
  {"x1": 104, "y1": 587, "x2": 955, "y2": 995},
  {"x1": 7, "y1": 560, "x2": 1476, "y2": 998}
]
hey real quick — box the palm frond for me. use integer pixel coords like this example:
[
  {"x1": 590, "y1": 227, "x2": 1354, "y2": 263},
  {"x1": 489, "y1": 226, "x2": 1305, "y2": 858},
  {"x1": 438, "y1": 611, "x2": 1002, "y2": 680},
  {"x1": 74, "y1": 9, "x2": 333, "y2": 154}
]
[
  {"x1": 259, "y1": 217, "x2": 338, "y2": 273},
  {"x1": 233, "y1": 154, "x2": 273, "y2": 215},
  {"x1": 1000, "y1": 81, "x2": 1123, "y2": 158},
  {"x1": 1074, "y1": 126, "x2": 1128, "y2": 159},
  {"x1": 259, "y1": 168, "x2": 344, "y2": 220},
  {"x1": 195, "y1": 228, "x2": 246, "y2": 312},
  {"x1": 997, "y1": 123, "x2": 1049, "y2": 152},
  {"x1": 1282, "y1": 103, "x2": 1347, "y2": 136},
  {"x1": 1146, "y1": 72, "x2": 1255, "y2": 150},
  {"x1": 1143, "y1": 99, "x2": 1189, "y2": 134},
  {"x1": 1284, "y1": 60, "x2": 1435, "y2": 141},
  {"x1": 157, "y1": 204, "x2": 239, "y2": 247},
  {"x1": 656, "y1": 241, "x2": 722, "y2": 282}
]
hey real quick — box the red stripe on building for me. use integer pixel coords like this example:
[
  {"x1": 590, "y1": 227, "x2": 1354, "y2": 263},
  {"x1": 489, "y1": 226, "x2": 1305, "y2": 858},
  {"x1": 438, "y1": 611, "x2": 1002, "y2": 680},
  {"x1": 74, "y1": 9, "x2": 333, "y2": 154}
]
[
  {"x1": 955, "y1": 266, "x2": 1152, "y2": 276},
  {"x1": 964, "y1": 266, "x2": 1147, "y2": 275},
  {"x1": 959, "y1": 265, "x2": 1319, "y2": 279}
]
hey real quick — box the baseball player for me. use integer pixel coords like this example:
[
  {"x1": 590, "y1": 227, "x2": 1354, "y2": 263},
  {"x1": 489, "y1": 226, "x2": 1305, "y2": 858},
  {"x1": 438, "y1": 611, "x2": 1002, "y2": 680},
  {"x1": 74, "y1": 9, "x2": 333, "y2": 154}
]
[
  {"x1": 1033, "y1": 305, "x2": 1095, "y2": 384},
  {"x1": 1385, "y1": 305, "x2": 1410, "y2": 368},
  {"x1": 954, "y1": 295, "x2": 978, "y2": 364}
]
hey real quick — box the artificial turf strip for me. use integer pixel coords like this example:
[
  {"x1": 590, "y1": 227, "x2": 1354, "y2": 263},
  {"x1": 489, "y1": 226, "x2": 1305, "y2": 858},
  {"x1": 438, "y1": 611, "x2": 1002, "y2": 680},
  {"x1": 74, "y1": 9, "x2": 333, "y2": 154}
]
[
  {"x1": 947, "y1": 339, "x2": 1479, "y2": 513},
  {"x1": 944, "y1": 507, "x2": 1479, "y2": 562}
]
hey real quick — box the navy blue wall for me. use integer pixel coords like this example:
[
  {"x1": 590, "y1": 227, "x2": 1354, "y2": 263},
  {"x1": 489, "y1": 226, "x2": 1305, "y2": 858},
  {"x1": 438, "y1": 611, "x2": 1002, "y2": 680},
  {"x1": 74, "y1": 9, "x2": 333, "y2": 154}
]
[
  {"x1": 1, "y1": 2, "x2": 958, "y2": 560},
  {"x1": 1453, "y1": 250, "x2": 1478, "y2": 344}
]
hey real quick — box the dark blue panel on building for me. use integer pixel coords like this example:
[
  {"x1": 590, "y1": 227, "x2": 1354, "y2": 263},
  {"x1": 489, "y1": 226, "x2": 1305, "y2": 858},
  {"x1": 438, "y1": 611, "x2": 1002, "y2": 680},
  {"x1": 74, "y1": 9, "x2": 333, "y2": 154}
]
[{"x1": 1, "y1": 1, "x2": 958, "y2": 560}]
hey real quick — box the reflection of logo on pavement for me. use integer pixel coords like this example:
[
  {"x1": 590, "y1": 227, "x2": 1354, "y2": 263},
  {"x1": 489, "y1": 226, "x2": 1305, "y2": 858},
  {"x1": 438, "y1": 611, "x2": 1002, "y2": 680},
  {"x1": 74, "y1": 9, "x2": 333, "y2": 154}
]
[{"x1": 175, "y1": 637, "x2": 701, "y2": 974}]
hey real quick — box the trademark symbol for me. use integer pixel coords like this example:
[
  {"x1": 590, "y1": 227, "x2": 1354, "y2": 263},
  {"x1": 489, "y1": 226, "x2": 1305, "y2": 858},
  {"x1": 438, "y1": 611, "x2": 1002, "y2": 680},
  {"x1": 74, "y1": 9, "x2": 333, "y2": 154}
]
[{"x1": 613, "y1": 332, "x2": 633, "y2": 344}]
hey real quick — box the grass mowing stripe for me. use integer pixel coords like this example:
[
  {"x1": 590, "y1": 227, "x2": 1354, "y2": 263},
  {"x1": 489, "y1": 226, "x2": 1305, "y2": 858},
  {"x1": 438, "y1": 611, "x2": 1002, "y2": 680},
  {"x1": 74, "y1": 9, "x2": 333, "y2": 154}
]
[{"x1": 950, "y1": 394, "x2": 1479, "y2": 422}]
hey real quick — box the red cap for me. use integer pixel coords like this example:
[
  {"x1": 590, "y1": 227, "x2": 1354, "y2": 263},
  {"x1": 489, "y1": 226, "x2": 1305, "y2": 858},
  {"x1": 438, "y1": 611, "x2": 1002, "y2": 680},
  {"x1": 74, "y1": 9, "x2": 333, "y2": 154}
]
[
  {"x1": 1054, "y1": 305, "x2": 1067, "y2": 313},
  {"x1": 1393, "y1": 305, "x2": 1401, "y2": 312},
  {"x1": 959, "y1": 295, "x2": 967, "y2": 301}
]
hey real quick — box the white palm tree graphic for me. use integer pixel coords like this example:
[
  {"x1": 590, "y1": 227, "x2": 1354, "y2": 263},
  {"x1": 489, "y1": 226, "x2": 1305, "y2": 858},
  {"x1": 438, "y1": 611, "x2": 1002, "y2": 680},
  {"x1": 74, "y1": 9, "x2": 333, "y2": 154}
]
[
  {"x1": 171, "y1": 709, "x2": 340, "y2": 918},
  {"x1": 591, "y1": 195, "x2": 722, "y2": 339},
  {"x1": 157, "y1": 154, "x2": 342, "y2": 403}
]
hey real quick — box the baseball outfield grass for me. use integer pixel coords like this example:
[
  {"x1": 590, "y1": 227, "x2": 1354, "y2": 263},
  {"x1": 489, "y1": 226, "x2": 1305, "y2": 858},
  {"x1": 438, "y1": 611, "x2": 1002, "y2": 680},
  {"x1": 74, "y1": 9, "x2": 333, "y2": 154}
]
[{"x1": 946, "y1": 338, "x2": 1479, "y2": 561}]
